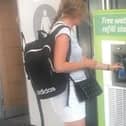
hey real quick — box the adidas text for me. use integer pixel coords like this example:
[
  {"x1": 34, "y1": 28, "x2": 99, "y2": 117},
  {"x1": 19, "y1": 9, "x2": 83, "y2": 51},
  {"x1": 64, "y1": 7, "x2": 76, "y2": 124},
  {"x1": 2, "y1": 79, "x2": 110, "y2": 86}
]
[{"x1": 37, "y1": 87, "x2": 56, "y2": 95}]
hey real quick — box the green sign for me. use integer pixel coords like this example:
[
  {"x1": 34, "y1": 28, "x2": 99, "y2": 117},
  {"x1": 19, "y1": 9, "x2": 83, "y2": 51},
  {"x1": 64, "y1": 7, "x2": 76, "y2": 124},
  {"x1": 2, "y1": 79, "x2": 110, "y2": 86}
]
[
  {"x1": 93, "y1": 9, "x2": 126, "y2": 126},
  {"x1": 94, "y1": 11, "x2": 126, "y2": 36}
]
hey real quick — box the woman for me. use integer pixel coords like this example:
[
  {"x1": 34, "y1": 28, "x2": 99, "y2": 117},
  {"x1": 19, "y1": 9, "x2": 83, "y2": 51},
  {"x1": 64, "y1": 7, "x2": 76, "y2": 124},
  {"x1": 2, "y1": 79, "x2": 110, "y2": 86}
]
[{"x1": 50, "y1": 0, "x2": 122, "y2": 126}]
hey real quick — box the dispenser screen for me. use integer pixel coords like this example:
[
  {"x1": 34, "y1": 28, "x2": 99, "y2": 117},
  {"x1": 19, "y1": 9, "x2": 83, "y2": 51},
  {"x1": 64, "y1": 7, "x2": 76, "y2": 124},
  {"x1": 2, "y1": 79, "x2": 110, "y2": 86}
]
[
  {"x1": 116, "y1": 69, "x2": 126, "y2": 82},
  {"x1": 113, "y1": 55, "x2": 126, "y2": 83}
]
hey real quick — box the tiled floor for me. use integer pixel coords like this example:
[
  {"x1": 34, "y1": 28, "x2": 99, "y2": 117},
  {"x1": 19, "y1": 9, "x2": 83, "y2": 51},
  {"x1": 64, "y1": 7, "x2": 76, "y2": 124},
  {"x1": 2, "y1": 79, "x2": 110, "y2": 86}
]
[
  {"x1": 0, "y1": 115, "x2": 31, "y2": 126},
  {"x1": 8, "y1": 115, "x2": 30, "y2": 125}
]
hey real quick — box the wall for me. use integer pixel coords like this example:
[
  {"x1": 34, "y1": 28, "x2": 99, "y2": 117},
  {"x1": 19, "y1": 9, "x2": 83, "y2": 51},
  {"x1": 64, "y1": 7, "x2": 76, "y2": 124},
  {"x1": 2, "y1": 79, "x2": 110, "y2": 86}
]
[
  {"x1": 17, "y1": 0, "x2": 63, "y2": 126},
  {"x1": 0, "y1": 0, "x2": 28, "y2": 118}
]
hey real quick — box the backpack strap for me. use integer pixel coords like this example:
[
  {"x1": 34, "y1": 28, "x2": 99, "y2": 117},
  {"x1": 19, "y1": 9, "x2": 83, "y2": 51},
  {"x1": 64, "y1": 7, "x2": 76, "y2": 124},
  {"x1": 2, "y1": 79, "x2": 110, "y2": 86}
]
[
  {"x1": 51, "y1": 25, "x2": 71, "y2": 62},
  {"x1": 51, "y1": 25, "x2": 72, "y2": 106},
  {"x1": 51, "y1": 25, "x2": 71, "y2": 40},
  {"x1": 36, "y1": 95, "x2": 45, "y2": 126},
  {"x1": 31, "y1": 79, "x2": 45, "y2": 126}
]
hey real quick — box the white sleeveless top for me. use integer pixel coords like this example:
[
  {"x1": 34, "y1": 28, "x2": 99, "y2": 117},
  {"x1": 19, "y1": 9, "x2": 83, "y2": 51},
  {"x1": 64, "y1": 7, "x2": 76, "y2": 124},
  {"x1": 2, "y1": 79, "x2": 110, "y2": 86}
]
[{"x1": 50, "y1": 21, "x2": 87, "y2": 82}]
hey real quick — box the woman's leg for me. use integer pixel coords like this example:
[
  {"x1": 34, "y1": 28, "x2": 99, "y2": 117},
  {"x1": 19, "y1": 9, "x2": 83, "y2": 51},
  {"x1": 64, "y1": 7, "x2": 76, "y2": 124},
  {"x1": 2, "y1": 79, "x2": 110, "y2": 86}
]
[{"x1": 64, "y1": 118, "x2": 86, "y2": 126}]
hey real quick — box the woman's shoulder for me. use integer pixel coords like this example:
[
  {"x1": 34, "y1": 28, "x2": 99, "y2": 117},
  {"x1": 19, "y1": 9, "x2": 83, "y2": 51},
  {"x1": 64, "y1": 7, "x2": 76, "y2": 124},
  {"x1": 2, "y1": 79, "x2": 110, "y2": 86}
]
[{"x1": 50, "y1": 21, "x2": 71, "y2": 36}]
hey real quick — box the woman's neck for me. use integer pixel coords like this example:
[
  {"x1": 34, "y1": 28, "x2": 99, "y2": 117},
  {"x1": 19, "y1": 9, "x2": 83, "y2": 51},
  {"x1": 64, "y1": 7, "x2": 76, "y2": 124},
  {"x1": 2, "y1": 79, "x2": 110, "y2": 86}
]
[{"x1": 60, "y1": 17, "x2": 74, "y2": 28}]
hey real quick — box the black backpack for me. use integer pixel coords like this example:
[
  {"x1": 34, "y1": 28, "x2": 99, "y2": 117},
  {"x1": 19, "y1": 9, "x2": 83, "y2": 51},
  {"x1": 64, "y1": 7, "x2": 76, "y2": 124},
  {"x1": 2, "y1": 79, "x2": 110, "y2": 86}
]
[{"x1": 24, "y1": 25, "x2": 70, "y2": 99}]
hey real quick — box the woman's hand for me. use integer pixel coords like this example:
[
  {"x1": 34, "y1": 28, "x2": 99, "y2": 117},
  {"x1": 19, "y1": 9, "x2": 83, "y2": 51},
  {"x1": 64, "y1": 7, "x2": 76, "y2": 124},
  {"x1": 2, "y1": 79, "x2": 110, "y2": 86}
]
[
  {"x1": 95, "y1": 63, "x2": 123, "y2": 71},
  {"x1": 109, "y1": 63, "x2": 123, "y2": 71}
]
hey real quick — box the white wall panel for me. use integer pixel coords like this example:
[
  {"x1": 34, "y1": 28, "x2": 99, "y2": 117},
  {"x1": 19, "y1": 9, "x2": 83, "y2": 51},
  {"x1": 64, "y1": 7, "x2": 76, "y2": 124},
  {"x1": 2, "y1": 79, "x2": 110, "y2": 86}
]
[{"x1": 17, "y1": 0, "x2": 62, "y2": 126}]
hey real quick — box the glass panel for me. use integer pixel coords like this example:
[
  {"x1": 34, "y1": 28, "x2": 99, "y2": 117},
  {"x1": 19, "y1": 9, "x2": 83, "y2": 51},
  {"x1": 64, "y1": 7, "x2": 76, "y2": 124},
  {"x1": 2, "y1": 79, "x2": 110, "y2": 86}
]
[
  {"x1": 89, "y1": 0, "x2": 102, "y2": 11},
  {"x1": 117, "y1": 0, "x2": 126, "y2": 9}
]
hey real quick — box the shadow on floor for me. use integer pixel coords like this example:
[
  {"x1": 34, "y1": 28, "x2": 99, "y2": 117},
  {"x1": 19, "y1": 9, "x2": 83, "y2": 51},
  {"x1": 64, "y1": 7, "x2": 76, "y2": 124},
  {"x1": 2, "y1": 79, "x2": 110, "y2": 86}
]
[{"x1": 0, "y1": 114, "x2": 34, "y2": 126}]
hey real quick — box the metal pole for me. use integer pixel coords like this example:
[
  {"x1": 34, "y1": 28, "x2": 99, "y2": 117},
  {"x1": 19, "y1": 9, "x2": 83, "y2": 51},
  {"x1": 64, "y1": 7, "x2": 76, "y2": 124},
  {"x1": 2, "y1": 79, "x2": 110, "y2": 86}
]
[
  {"x1": 106, "y1": 0, "x2": 111, "y2": 9},
  {"x1": 102, "y1": 0, "x2": 106, "y2": 10}
]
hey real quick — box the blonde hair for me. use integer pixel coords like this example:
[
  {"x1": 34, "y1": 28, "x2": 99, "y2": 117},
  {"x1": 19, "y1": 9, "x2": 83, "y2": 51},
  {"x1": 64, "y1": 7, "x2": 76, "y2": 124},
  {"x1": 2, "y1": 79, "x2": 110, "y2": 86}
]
[{"x1": 52, "y1": 0, "x2": 87, "y2": 26}]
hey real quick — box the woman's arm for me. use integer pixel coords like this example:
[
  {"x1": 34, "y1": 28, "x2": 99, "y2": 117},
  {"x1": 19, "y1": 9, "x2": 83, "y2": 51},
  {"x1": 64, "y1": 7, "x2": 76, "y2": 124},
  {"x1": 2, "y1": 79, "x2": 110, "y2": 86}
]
[
  {"x1": 53, "y1": 34, "x2": 122, "y2": 73},
  {"x1": 53, "y1": 34, "x2": 97, "y2": 73},
  {"x1": 95, "y1": 63, "x2": 123, "y2": 71},
  {"x1": 83, "y1": 57, "x2": 123, "y2": 71}
]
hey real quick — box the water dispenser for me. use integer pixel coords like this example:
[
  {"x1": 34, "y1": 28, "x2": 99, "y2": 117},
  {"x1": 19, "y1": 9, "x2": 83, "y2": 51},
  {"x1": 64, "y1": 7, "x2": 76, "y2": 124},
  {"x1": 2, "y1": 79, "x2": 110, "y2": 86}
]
[{"x1": 111, "y1": 44, "x2": 126, "y2": 87}]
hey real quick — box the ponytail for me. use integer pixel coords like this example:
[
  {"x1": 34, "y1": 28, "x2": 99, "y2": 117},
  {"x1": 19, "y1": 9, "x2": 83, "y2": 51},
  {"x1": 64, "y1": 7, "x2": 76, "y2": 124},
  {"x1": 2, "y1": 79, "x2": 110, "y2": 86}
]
[
  {"x1": 51, "y1": 2, "x2": 64, "y2": 28},
  {"x1": 52, "y1": 9, "x2": 62, "y2": 26}
]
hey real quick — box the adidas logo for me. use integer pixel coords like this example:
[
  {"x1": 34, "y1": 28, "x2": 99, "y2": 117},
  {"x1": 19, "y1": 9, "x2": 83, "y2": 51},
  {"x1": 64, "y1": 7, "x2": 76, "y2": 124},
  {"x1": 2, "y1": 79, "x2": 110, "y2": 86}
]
[{"x1": 37, "y1": 87, "x2": 56, "y2": 95}]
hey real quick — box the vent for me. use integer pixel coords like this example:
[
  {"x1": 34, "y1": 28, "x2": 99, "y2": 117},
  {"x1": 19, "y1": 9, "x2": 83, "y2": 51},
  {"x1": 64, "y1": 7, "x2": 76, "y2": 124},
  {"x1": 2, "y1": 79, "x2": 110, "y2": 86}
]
[{"x1": 108, "y1": 88, "x2": 126, "y2": 126}]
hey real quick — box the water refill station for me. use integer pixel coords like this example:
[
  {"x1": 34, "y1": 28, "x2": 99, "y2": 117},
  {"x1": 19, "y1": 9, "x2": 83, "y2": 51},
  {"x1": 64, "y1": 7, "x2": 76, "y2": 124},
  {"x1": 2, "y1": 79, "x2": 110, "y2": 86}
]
[{"x1": 93, "y1": 9, "x2": 126, "y2": 126}]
